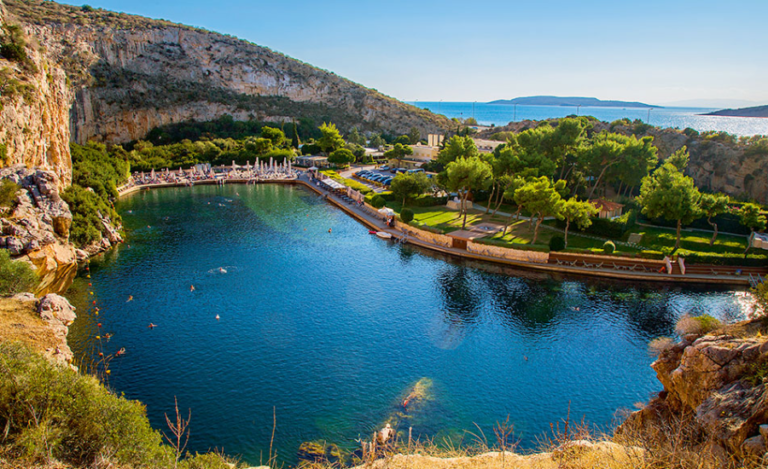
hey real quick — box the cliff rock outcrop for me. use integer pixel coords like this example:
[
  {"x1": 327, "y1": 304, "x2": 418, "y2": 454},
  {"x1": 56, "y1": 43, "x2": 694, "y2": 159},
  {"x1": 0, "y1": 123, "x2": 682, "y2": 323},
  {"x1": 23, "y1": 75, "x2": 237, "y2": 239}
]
[
  {"x1": 619, "y1": 322, "x2": 768, "y2": 462},
  {"x1": 0, "y1": 0, "x2": 73, "y2": 186},
  {"x1": 3, "y1": 0, "x2": 450, "y2": 158},
  {"x1": 0, "y1": 165, "x2": 77, "y2": 292}
]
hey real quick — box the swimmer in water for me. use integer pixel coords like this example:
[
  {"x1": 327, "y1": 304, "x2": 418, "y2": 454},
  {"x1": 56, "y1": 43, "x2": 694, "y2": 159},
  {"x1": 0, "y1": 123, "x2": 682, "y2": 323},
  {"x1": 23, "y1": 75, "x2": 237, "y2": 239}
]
[
  {"x1": 127, "y1": 295, "x2": 133, "y2": 302},
  {"x1": 219, "y1": 267, "x2": 227, "y2": 274},
  {"x1": 148, "y1": 323, "x2": 156, "y2": 329},
  {"x1": 328, "y1": 228, "x2": 332, "y2": 233},
  {"x1": 215, "y1": 314, "x2": 220, "y2": 320},
  {"x1": 190, "y1": 285, "x2": 195, "y2": 292}
]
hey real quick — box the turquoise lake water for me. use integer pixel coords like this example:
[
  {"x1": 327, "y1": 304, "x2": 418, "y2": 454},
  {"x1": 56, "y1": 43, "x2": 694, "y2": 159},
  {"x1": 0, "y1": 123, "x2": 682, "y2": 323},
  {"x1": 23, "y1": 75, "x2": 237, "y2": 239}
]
[
  {"x1": 65, "y1": 184, "x2": 752, "y2": 466},
  {"x1": 410, "y1": 101, "x2": 768, "y2": 136}
]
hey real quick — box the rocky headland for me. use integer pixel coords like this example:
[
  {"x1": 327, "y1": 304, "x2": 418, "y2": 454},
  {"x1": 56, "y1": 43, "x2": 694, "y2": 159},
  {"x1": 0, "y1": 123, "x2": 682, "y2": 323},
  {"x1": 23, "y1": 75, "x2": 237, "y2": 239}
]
[
  {"x1": 617, "y1": 317, "x2": 768, "y2": 466},
  {"x1": 705, "y1": 105, "x2": 768, "y2": 119}
]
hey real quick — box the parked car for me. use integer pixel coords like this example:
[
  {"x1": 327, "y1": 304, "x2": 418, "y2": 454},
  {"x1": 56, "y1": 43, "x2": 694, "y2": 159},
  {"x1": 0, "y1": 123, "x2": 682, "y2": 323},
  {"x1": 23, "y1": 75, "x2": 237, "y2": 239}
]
[
  {"x1": 389, "y1": 168, "x2": 398, "y2": 173},
  {"x1": 396, "y1": 168, "x2": 407, "y2": 174},
  {"x1": 407, "y1": 168, "x2": 425, "y2": 174},
  {"x1": 380, "y1": 165, "x2": 390, "y2": 170}
]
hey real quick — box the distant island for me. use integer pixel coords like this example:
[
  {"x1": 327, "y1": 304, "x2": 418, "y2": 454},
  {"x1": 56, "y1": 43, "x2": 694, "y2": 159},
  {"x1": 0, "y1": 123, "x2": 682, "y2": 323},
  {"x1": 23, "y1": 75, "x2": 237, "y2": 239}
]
[
  {"x1": 704, "y1": 105, "x2": 768, "y2": 118},
  {"x1": 488, "y1": 96, "x2": 660, "y2": 109}
]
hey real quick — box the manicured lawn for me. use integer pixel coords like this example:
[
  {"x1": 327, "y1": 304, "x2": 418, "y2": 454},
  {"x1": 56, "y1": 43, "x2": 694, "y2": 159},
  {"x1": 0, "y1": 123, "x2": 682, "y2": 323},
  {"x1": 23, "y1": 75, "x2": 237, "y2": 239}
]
[
  {"x1": 629, "y1": 226, "x2": 749, "y2": 254},
  {"x1": 385, "y1": 202, "x2": 485, "y2": 233}
]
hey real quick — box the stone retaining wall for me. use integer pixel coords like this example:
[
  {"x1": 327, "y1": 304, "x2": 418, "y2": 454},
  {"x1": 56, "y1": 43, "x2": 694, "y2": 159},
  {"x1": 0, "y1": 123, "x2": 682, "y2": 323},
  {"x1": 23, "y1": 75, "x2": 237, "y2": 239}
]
[{"x1": 467, "y1": 242, "x2": 550, "y2": 264}]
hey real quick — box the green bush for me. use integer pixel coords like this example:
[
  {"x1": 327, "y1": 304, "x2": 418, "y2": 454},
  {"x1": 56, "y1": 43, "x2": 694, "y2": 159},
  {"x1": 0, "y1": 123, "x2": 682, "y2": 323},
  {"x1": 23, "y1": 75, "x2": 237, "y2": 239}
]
[
  {"x1": 368, "y1": 194, "x2": 385, "y2": 209},
  {"x1": 0, "y1": 342, "x2": 175, "y2": 466},
  {"x1": 603, "y1": 240, "x2": 616, "y2": 254},
  {"x1": 0, "y1": 250, "x2": 38, "y2": 295},
  {"x1": 675, "y1": 314, "x2": 721, "y2": 336},
  {"x1": 0, "y1": 179, "x2": 20, "y2": 208},
  {"x1": 676, "y1": 250, "x2": 768, "y2": 267},
  {"x1": 556, "y1": 210, "x2": 634, "y2": 239},
  {"x1": 549, "y1": 235, "x2": 565, "y2": 251},
  {"x1": 400, "y1": 208, "x2": 414, "y2": 223}
]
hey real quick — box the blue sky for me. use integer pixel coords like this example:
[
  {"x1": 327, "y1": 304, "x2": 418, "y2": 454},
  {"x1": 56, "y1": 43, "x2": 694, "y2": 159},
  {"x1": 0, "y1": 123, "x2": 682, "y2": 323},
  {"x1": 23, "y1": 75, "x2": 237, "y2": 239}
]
[{"x1": 57, "y1": 0, "x2": 768, "y2": 106}]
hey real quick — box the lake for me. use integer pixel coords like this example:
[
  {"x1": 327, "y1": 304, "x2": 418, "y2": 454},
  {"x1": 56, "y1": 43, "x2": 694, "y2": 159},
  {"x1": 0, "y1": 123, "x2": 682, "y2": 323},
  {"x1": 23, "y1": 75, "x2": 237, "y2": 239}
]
[
  {"x1": 410, "y1": 101, "x2": 768, "y2": 137},
  {"x1": 65, "y1": 184, "x2": 754, "y2": 466}
]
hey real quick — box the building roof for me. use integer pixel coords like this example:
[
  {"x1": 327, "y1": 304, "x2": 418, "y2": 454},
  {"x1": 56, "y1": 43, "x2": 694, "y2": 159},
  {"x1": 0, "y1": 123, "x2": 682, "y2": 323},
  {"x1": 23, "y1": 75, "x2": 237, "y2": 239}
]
[{"x1": 591, "y1": 199, "x2": 625, "y2": 212}]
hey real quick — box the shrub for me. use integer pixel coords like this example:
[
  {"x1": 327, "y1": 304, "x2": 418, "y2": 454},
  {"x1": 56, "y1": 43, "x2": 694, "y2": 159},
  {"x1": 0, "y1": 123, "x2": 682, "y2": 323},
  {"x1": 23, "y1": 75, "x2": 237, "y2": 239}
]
[
  {"x1": 549, "y1": 235, "x2": 565, "y2": 251},
  {"x1": 675, "y1": 314, "x2": 721, "y2": 337},
  {"x1": 648, "y1": 337, "x2": 675, "y2": 357},
  {"x1": 0, "y1": 342, "x2": 174, "y2": 467},
  {"x1": 368, "y1": 195, "x2": 385, "y2": 209},
  {"x1": 0, "y1": 179, "x2": 20, "y2": 208},
  {"x1": 603, "y1": 240, "x2": 616, "y2": 254},
  {"x1": 0, "y1": 250, "x2": 38, "y2": 295},
  {"x1": 400, "y1": 208, "x2": 414, "y2": 223}
]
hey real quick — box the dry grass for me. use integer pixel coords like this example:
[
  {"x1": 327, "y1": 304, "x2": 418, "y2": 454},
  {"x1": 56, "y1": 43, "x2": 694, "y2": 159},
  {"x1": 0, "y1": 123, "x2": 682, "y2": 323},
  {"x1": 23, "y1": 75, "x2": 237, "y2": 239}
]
[
  {"x1": 648, "y1": 337, "x2": 676, "y2": 357},
  {"x1": 0, "y1": 297, "x2": 59, "y2": 353}
]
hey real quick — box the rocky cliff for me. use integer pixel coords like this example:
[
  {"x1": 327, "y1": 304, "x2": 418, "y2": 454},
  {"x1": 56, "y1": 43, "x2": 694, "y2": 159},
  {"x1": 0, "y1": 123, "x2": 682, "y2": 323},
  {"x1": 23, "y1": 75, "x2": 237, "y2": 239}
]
[
  {"x1": 0, "y1": 0, "x2": 73, "y2": 186},
  {"x1": 0, "y1": 165, "x2": 79, "y2": 293},
  {"x1": 478, "y1": 119, "x2": 768, "y2": 204},
  {"x1": 618, "y1": 318, "x2": 768, "y2": 464},
  {"x1": 3, "y1": 0, "x2": 451, "y2": 154}
]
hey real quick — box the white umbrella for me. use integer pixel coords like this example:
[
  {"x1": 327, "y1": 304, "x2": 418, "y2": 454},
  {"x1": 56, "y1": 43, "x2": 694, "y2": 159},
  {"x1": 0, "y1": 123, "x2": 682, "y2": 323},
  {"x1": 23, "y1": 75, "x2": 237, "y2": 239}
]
[{"x1": 378, "y1": 208, "x2": 395, "y2": 216}]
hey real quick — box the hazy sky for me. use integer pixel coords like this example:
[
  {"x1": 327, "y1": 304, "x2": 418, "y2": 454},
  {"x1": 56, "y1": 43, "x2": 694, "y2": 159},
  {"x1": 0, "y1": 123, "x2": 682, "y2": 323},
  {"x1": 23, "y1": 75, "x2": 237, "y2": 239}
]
[{"x1": 56, "y1": 0, "x2": 768, "y2": 106}]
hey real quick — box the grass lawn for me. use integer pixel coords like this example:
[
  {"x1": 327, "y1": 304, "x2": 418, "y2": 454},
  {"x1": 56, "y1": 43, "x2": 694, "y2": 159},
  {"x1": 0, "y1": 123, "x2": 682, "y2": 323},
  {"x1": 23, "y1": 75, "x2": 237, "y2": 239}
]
[{"x1": 630, "y1": 226, "x2": 749, "y2": 254}]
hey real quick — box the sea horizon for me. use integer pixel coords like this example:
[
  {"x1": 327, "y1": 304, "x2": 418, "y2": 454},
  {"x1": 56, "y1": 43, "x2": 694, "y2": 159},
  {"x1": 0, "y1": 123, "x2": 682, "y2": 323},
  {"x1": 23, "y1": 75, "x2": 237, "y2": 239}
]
[{"x1": 408, "y1": 101, "x2": 768, "y2": 137}]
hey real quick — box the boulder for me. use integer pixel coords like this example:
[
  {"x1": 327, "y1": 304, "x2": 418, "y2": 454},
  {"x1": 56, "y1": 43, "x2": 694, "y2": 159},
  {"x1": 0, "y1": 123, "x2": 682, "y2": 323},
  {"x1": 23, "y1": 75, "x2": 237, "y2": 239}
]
[
  {"x1": 742, "y1": 435, "x2": 766, "y2": 458},
  {"x1": 6, "y1": 237, "x2": 23, "y2": 255},
  {"x1": 696, "y1": 381, "x2": 768, "y2": 452},
  {"x1": 38, "y1": 293, "x2": 77, "y2": 326},
  {"x1": 76, "y1": 249, "x2": 89, "y2": 262}
]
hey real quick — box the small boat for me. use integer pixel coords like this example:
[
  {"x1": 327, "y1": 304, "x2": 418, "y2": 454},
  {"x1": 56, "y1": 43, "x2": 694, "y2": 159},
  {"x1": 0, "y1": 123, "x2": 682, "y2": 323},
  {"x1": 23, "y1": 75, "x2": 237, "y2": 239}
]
[
  {"x1": 375, "y1": 231, "x2": 392, "y2": 239},
  {"x1": 368, "y1": 230, "x2": 378, "y2": 235}
]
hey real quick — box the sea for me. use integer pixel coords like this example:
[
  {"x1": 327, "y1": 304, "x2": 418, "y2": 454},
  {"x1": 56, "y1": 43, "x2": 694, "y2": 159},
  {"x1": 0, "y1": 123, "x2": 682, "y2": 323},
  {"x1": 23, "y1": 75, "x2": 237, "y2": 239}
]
[{"x1": 407, "y1": 102, "x2": 768, "y2": 137}]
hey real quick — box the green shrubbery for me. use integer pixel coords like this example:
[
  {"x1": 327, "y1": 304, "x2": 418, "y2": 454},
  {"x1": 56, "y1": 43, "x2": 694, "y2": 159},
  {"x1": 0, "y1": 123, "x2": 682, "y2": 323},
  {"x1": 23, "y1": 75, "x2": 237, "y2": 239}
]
[
  {"x1": 549, "y1": 235, "x2": 565, "y2": 251},
  {"x1": 603, "y1": 240, "x2": 616, "y2": 254},
  {"x1": 556, "y1": 210, "x2": 635, "y2": 239},
  {"x1": 367, "y1": 194, "x2": 385, "y2": 209},
  {"x1": 675, "y1": 314, "x2": 721, "y2": 336},
  {"x1": 400, "y1": 208, "x2": 414, "y2": 223},
  {"x1": 62, "y1": 143, "x2": 128, "y2": 248},
  {"x1": 676, "y1": 250, "x2": 768, "y2": 267},
  {"x1": 0, "y1": 179, "x2": 20, "y2": 208},
  {"x1": 0, "y1": 250, "x2": 38, "y2": 295},
  {"x1": 0, "y1": 342, "x2": 236, "y2": 468}
]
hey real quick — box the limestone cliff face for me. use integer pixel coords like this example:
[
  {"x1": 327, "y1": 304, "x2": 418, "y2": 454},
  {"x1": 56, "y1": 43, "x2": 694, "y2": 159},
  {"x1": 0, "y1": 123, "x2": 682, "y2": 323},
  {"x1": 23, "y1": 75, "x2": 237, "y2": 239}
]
[
  {"x1": 4, "y1": 0, "x2": 451, "y2": 149},
  {"x1": 0, "y1": 0, "x2": 73, "y2": 187}
]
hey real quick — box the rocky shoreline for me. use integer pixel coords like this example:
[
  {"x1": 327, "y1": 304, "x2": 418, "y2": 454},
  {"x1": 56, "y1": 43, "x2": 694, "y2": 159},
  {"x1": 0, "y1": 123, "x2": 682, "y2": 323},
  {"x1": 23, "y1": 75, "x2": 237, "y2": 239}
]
[{"x1": 0, "y1": 164, "x2": 122, "y2": 293}]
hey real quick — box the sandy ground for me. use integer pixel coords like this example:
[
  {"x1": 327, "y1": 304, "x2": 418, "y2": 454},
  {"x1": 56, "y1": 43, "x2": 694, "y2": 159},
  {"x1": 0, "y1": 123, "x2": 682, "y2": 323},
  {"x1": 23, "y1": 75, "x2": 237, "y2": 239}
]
[{"x1": 0, "y1": 297, "x2": 59, "y2": 353}]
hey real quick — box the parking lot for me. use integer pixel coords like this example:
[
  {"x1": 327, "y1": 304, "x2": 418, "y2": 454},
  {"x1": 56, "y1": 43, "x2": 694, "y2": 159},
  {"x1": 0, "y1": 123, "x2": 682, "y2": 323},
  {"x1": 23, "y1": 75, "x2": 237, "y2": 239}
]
[{"x1": 341, "y1": 165, "x2": 428, "y2": 192}]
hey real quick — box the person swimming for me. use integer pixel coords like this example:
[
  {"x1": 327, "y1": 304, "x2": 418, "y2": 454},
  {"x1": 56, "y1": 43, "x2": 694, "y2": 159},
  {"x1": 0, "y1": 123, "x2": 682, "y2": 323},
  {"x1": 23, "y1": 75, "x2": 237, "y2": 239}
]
[
  {"x1": 148, "y1": 323, "x2": 156, "y2": 329},
  {"x1": 190, "y1": 285, "x2": 195, "y2": 292},
  {"x1": 215, "y1": 314, "x2": 220, "y2": 320},
  {"x1": 127, "y1": 295, "x2": 133, "y2": 302},
  {"x1": 115, "y1": 347, "x2": 126, "y2": 356}
]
